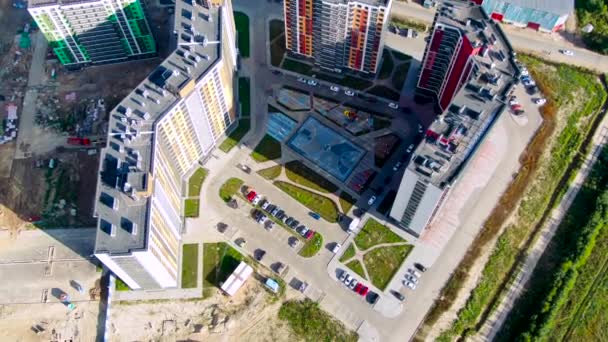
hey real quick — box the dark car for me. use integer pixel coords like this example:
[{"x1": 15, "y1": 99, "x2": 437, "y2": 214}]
[
  {"x1": 255, "y1": 249, "x2": 266, "y2": 261},
  {"x1": 391, "y1": 290, "x2": 405, "y2": 301},
  {"x1": 367, "y1": 292, "x2": 379, "y2": 304},
  {"x1": 414, "y1": 263, "x2": 427, "y2": 272},
  {"x1": 289, "y1": 220, "x2": 300, "y2": 228},
  {"x1": 285, "y1": 217, "x2": 294, "y2": 226},
  {"x1": 309, "y1": 212, "x2": 321, "y2": 220}
]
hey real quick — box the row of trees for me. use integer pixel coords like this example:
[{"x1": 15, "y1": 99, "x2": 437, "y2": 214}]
[{"x1": 577, "y1": 0, "x2": 608, "y2": 54}]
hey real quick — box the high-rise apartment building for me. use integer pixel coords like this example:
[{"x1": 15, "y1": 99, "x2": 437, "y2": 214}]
[
  {"x1": 28, "y1": 0, "x2": 156, "y2": 67},
  {"x1": 93, "y1": 0, "x2": 238, "y2": 289},
  {"x1": 284, "y1": 0, "x2": 391, "y2": 74},
  {"x1": 390, "y1": 0, "x2": 519, "y2": 237}
]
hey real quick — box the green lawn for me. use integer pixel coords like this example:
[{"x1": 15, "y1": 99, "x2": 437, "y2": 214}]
[
  {"x1": 392, "y1": 50, "x2": 412, "y2": 61},
  {"x1": 274, "y1": 181, "x2": 339, "y2": 222},
  {"x1": 316, "y1": 73, "x2": 373, "y2": 90},
  {"x1": 366, "y1": 85, "x2": 400, "y2": 101},
  {"x1": 363, "y1": 244, "x2": 412, "y2": 290},
  {"x1": 390, "y1": 15, "x2": 427, "y2": 32},
  {"x1": 378, "y1": 50, "x2": 394, "y2": 79},
  {"x1": 269, "y1": 19, "x2": 284, "y2": 42},
  {"x1": 218, "y1": 118, "x2": 250, "y2": 153},
  {"x1": 279, "y1": 299, "x2": 358, "y2": 342},
  {"x1": 251, "y1": 135, "x2": 282, "y2": 162},
  {"x1": 299, "y1": 232, "x2": 323, "y2": 258},
  {"x1": 285, "y1": 161, "x2": 338, "y2": 193},
  {"x1": 346, "y1": 259, "x2": 367, "y2": 279},
  {"x1": 257, "y1": 165, "x2": 283, "y2": 180},
  {"x1": 219, "y1": 177, "x2": 244, "y2": 202},
  {"x1": 187, "y1": 168, "x2": 208, "y2": 197},
  {"x1": 354, "y1": 218, "x2": 405, "y2": 250},
  {"x1": 202, "y1": 242, "x2": 245, "y2": 297},
  {"x1": 392, "y1": 62, "x2": 411, "y2": 90},
  {"x1": 181, "y1": 244, "x2": 199, "y2": 288},
  {"x1": 270, "y1": 35, "x2": 286, "y2": 67},
  {"x1": 339, "y1": 243, "x2": 356, "y2": 263},
  {"x1": 238, "y1": 77, "x2": 251, "y2": 116},
  {"x1": 576, "y1": 0, "x2": 608, "y2": 55},
  {"x1": 234, "y1": 11, "x2": 250, "y2": 57},
  {"x1": 115, "y1": 277, "x2": 131, "y2": 291},
  {"x1": 282, "y1": 58, "x2": 314, "y2": 76},
  {"x1": 339, "y1": 191, "x2": 357, "y2": 214},
  {"x1": 184, "y1": 199, "x2": 200, "y2": 217}
]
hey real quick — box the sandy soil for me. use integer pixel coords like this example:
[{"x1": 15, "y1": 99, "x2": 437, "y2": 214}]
[{"x1": 111, "y1": 281, "x2": 301, "y2": 342}]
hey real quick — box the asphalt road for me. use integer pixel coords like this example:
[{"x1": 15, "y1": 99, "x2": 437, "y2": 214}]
[{"x1": 391, "y1": 1, "x2": 608, "y2": 73}]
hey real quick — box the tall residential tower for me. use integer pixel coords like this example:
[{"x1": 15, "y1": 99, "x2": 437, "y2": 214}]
[
  {"x1": 284, "y1": 0, "x2": 392, "y2": 74},
  {"x1": 93, "y1": 0, "x2": 238, "y2": 289},
  {"x1": 28, "y1": 0, "x2": 156, "y2": 68}
]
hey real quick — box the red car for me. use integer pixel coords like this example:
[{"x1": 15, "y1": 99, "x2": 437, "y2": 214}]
[
  {"x1": 354, "y1": 283, "x2": 362, "y2": 293},
  {"x1": 246, "y1": 191, "x2": 257, "y2": 202},
  {"x1": 359, "y1": 285, "x2": 369, "y2": 296},
  {"x1": 304, "y1": 230, "x2": 314, "y2": 240}
]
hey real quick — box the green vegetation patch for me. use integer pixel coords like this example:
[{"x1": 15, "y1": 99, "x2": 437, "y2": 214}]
[
  {"x1": 238, "y1": 77, "x2": 251, "y2": 116},
  {"x1": 202, "y1": 242, "x2": 245, "y2": 297},
  {"x1": 269, "y1": 19, "x2": 284, "y2": 42},
  {"x1": 233, "y1": 11, "x2": 250, "y2": 57},
  {"x1": 339, "y1": 191, "x2": 357, "y2": 214},
  {"x1": 355, "y1": 218, "x2": 405, "y2": 250},
  {"x1": 251, "y1": 135, "x2": 282, "y2": 163},
  {"x1": 576, "y1": 0, "x2": 608, "y2": 55},
  {"x1": 339, "y1": 243, "x2": 356, "y2": 263},
  {"x1": 219, "y1": 177, "x2": 244, "y2": 202},
  {"x1": 378, "y1": 50, "x2": 394, "y2": 79},
  {"x1": 392, "y1": 50, "x2": 412, "y2": 61},
  {"x1": 285, "y1": 160, "x2": 338, "y2": 193},
  {"x1": 218, "y1": 118, "x2": 250, "y2": 153},
  {"x1": 279, "y1": 299, "x2": 358, "y2": 342},
  {"x1": 181, "y1": 244, "x2": 199, "y2": 288},
  {"x1": 299, "y1": 232, "x2": 324, "y2": 258},
  {"x1": 363, "y1": 244, "x2": 412, "y2": 290},
  {"x1": 346, "y1": 259, "x2": 367, "y2": 279},
  {"x1": 257, "y1": 164, "x2": 283, "y2": 180},
  {"x1": 390, "y1": 15, "x2": 427, "y2": 32},
  {"x1": 187, "y1": 168, "x2": 208, "y2": 197},
  {"x1": 274, "y1": 181, "x2": 339, "y2": 222},
  {"x1": 282, "y1": 58, "x2": 313, "y2": 76},
  {"x1": 270, "y1": 35, "x2": 286, "y2": 67},
  {"x1": 391, "y1": 62, "x2": 411, "y2": 91},
  {"x1": 115, "y1": 277, "x2": 131, "y2": 291},
  {"x1": 366, "y1": 85, "x2": 400, "y2": 101},
  {"x1": 316, "y1": 73, "x2": 373, "y2": 90},
  {"x1": 184, "y1": 199, "x2": 200, "y2": 217}
]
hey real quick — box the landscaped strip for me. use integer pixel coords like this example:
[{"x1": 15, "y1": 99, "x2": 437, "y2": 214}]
[
  {"x1": 274, "y1": 181, "x2": 339, "y2": 222},
  {"x1": 187, "y1": 168, "x2": 208, "y2": 197},
  {"x1": 251, "y1": 135, "x2": 282, "y2": 163},
  {"x1": 238, "y1": 77, "x2": 251, "y2": 116},
  {"x1": 257, "y1": 164, "x2": 283, "y2": 180},
  {"x1": 378, "y1": 49, "x2": 394, "y2": 79},
  {"x1": 299, "y1": 232, "x2": 323, "y2": 258},
  {"x1": 339, "y1": 243, "x2": 356, "y2": 263},
  {"x1": 576, "y1": 2, "x2": 608, "y2": 55},
  {"x1": 422, "y1": 56, "x2": 607, "y2": 341},
  {"x1": 184, "y1": 199, "x2": 199, "y2": 217},
  {"x1": 354, "y1": 218, "x2": 405, "y2": 250},
  {"x1": 392, "y1": 62, "x2": 411, "y2": 90},
  {"x1": 279, "y1": 299, "x2": 358, "y2": 342},
  {"x1": 363, "y1": 244, "x2": 412, "y2": 290},
  {"x1": 202, "y1": 242, "x2": 245, "y2": 297},
  {"x1": 218, "y1": 118, "x2": 250, "y2": 153},
  {"x1": 219, "y1": 177, "x2": 244, "y2": 202},
  {"x1": 285, "y1": 160, "x2": 338, "y2": 193},
  {"x1": 339, "y1": 191, "x2": 357, "y2": 214},
  {"x1": 181, "y1": 243, "x2": 199, "y2": 288},
  {"x1": 233, "y1": 12, "x2": 250, "y2": 57},
  {"x1": 346, "y1": 259, "x2": 367, "y2": 279}
]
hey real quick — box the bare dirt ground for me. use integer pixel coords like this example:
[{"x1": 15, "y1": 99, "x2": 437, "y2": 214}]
[{"x1": 111, "y1": 282, "x2": 300, "y2": 342}]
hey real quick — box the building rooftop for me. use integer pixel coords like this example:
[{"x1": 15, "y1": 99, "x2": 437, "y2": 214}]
[
  {"x1": 409, "y1": 0, "x2": 518, "y2": 189},
  {"x1": 323, "y1": 0, "x2": 390, "y2": 6},
  {"x1": 94, "y1": 0, "x2": 225, "y2": 255},
  {"x1": 494, "y1": 0, "x2": 574, "y2": 16}
]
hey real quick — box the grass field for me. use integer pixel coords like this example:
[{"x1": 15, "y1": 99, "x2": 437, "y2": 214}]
[
  {"x1": 279, "y1": 299, "x2": 358, "y2": 342},
  {"x1": 576, "y1": 0, "x2": 608, "y2": 55},
  {"x1": 251, "y1": 135, "x2": 282, "y2": 163},
  {"x1": 339, "y1": 243, "x2": 356, "y2": 263},
  {"x1": 257, "y1": 165, "x2": 283, "y2": 180},
  {"x1": 363, "y1": 244, "x2": 412, "y2": 290},
  {"x1": 270, "y1": 34, "x2": 286, "y2": 67},
  {"x1": 187, "y1": 168, "x2": 208, "y2": 197},
  {"x1": 392, "y1": 50, "x2": 412, "y2": 61},
  {"x1": 389, "y1": 15, "x2": 427, "y2": 32},
  {"x1": 355, "y1": 218, "x2": 405, "y2": 250},
  {"x1": 392, "y1": 62, "x2": 411, "y2": 90},
  {"x1": 274, "y1": 181, "x2": 339, "y2": 222},
  {"x1": 218, "y1": 118, "x2": 250, "y2": 153},
  {"x1": 181, "y1": 244, "x2": 199, "y2": 288},
  {"x1": 339, "y1": 191, "x2": 357, "y2": 214},
  {"x1": 282, "y1": 58, "x2": 313, "y2": 76},
  {"x1": 219, "y1": 177, "x2": 244, "y2": 202},
  {"x1": 378, "y1": 50, "x2": 394, "y2": 79},
  {"x1": 269, "y1": 19, "x2": 284, "y2": 42},
  {"x1": 299, "y1": 232, "x2": 323, "y2": 258},
  {"x1": 115, "y1": 277, "x2": 130, "y2": 291},
  {"x1": 346, "y1": 259, "x2": 367, "y2": 279},
  {"x1": 427, "y1": 56, "x2": 607, "y2": 341},
  {"x1": 238, "y1": 77, "x2": 251, "y2": 116},
  {"x1": 233, "y1": 12, "x2": 250, "y2": 57},
  {"x1": 202, "y1": 242, "x2": 245, "y2": 297},
  {"x1": 285, "y1": 161, "x2": 338, "y2": 193},
  {"x1": 366, "y1": 85, "x2": 400, "y2": 101},
  {"x1": 184, "y1": 199, "x2": 199, "y2": 217}
]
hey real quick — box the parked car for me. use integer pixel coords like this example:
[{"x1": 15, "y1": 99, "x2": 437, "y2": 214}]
[
  {"x1": 354, "y1": 283, "x2": 362, "y2": 293},
  {"x1": 307, "y1": 79, "x2": 318, "y2": 86},
  {"x1": 299, "y1": 226, "x2": 310, "y2": 237},
  {"x1": 265, "y1": 204, "x2": 276, "y2": 213},
  {"x1": 255, "y1": 249, "x2": 266, "y2": 261},
  {"x1": 418, "y1": 124, "x2": 424, "y2": 134},
  {"x1": 388, "y1": 102, "x2": 399, "y2": 109},
  {"x1": 368, "y1": 196, "x2": 377, "y2": 206},
  {"x1": 367, "y1": 292, "x2": 379, "y2": 304},
  {"x1": 289, "y1": 220, "x2": 300, "y2": 229},
  {"x1": 236, "y1": 238, "x2": 246, "y2": 247},
  {"x1": 534, "y1": 98, "x2": 547, "y2": 106},
  {"x1": 348, "y1": 279, "x2": 358, "y2": 290},
  {"x1": 330, "y1": 85, "x2": 340, "y2": 92},
  {"x1": 257, "y1": 214, "x2": 267, "y2": 225},
  {"x1": 345, "y1": 90, "x2": 355, "y2": 96},
  {"x1": 359, "y1": 285, "x2": 369, "y2": 296},
  {"x1": 408, "y1": 268, "x2": 422, "y2": 278},
  {"x1": 404, "y1": 274, "x2": 418, "y2": 284},
  {"x1": 520, "y1": 68, "x2": 529, "y2": 76},
  {"x1": 260, "y1": 200, "x2": 270, "y2": 210},
  {"x1": 309, "y1": 212, "x2": 321, "y2": 220},
  {"x1": 391, "y1": 290, "x2": 405, "y2": 301},
  {"x1": 344, "y1": 274, "x2": 353, "y2": 285},
  {"x1": 274, "y1": 262, "x2": 286, "y2": 274},
  {"x1": 403, "y1": 280, "x2": 417, "y2": 290},
  {"x1": 265, "y1": 220, "x2": 275, "y2": 230},
  {"x1": 289, "y1": 237, "x2": 299, "y2": 248},
  {"x1": 252, "y1": 195, "x2": 262, "y2": 206},
  {"x1": 414, "y1": 263, "x2": 427, "y2": 272},
  {"x1": 339, "y1": 270, "x2": 348, "y2": 282},
  {"x1": 246, "y1": 191, "x2": 257, "y2": 202},
  {"x1": 393, "y1": 161, "x2": 402, "y2": 172},
  {"x1": 271, "y1": 207, "x2": 280, "y2": 216},
  {"x1": 272, "y1": 70, "x2": 283, "y2": 76},
  {"x1": 297, "y1": 77, "x2": 307, "y2": 83},
  {"x1": 299, "y1": 281, "x2": 308, "y2": 293},
  {"x1": 406, "y1": 144, "x2": 415, "y2": 154},
  {"x1": 560, "y1": 49, "x2": 574, "y2": 56},
  {"x1": 332, "y1": 243, "x2": 342, "y2": 254},
  {"x1": 285, "y1": 217, "x2": 294, "y2": 226},
  {"x1": 304, "y1": 230, "x2": 314, "y2": 240},
  {"x1": 523, "y1": 79, "x2": 536, "y2": 87},
  {"x1": 237, "y1": 163, "x2": 251, "y2": 173}
]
